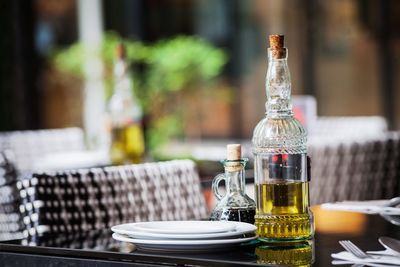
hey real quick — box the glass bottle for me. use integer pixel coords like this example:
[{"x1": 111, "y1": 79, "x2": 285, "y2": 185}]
[
  {"x1": 109, "y1": 43, "x2": 145, "y2": 165},
  {"x1": 252, "y1": 35, "x2": 314, "y2": 241},
  {"x1": 210, "y1": 144, "x2": 256, "y2": 224}
]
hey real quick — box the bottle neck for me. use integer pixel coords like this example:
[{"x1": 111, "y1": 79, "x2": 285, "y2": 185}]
[
  {"x1": 222, "y1": 160, "x2": 247, "y2": 194},
  {"x1": 110, "y1": 58, "x2": 142, "y2": 123},
  {"x1": 114, "y1": 59, "x2": 131, "y2": 93},
  {"x1": 265, "y1": 48, "x2": 293, "y2": 117},
  {"x1": 114, "y1": 59, "x2": 127, "y2": 77}
]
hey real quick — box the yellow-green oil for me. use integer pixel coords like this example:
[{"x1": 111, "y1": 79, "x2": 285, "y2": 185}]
[
  {"x1": 111, "y1": 124, "x2": 145, "y2": 165},
  {"x1": 255, "y1": 181, "x2": 313, "y2": 241}
]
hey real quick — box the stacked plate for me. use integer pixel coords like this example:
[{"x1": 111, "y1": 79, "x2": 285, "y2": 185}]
[{"x1": 111, "y1": 221, "x2": 257, "y2": 252}]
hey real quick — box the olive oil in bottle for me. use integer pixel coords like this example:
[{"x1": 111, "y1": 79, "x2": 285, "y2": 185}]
[
  {"x1": 110, "y1": 124, "x2": 144, "y2": 165},
  {"x1": 252, "y1": 35, "x2": 314, "y2": 241},
  {"x1": 255, "y1": 181, "x2": 312, "y2": 240}
]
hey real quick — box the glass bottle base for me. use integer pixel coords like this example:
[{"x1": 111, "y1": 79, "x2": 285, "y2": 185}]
[{"x1": 255, "y1": 213, "x2": 314, "y2": 242}]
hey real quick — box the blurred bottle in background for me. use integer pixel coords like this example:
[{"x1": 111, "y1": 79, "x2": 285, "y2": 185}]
[{"x1": 108, "y1": 43, "x2": 145, "y2": 164}]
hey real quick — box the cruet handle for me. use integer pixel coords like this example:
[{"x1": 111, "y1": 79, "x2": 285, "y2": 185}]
[{"x1": 212, "y1": 173, "x2": 226, "y2": 200}]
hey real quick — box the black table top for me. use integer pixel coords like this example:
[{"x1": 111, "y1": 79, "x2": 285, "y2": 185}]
[{"x1": 0, "y1": 207, "x2": 399, "y2": 267}]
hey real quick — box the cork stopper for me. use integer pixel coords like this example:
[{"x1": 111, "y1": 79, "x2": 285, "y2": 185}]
[
  {"x1": 116, "y1": 43, "x2": 126, "y2": 59},
  {"x1": 227, "y1": 144, "x2": 241, "y2": 161},
  {"x1": 269, "y1": 34, "x2": 285, "y2": 59}
]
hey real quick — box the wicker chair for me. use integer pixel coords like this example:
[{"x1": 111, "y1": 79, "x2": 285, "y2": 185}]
[
  {"x1": 0, "y1": 127, "x2": 99, "y2": 241},
  {"x1": 5, "y1": 160, "x2": 207, "y2": 244},
  {"x1": 0, "y1": 128, "x2": 85, "y2": 173},
  {"x1": 308, "y1": 132, "x2": 400, "y2": 204}
]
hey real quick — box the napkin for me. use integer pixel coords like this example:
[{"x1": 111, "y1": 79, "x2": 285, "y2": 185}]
[
  {"x1": 331, "y1": 251, "x2": 400, "y2": 266},
  {"x1": 321, "y1": 200, "x2": 400, "y2": 215}
]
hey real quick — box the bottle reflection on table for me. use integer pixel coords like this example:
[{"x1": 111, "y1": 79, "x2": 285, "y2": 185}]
[{"x1": 255, "y1": 240, "x2": 314, "y2": 266}]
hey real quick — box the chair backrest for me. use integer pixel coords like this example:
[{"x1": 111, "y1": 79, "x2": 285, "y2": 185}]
[
  {"x1": 15, "y1": 159, "x2": 207, "y2": 242},
  {"x1": 0, "y1": 128, "x2": 85, "y2": 173},
  {"x1": 309, "y1": 132, "x2": 400, "y2": 204},
  {"x1": 0, "y1": 151, "x2": 23, "y2": 241}
]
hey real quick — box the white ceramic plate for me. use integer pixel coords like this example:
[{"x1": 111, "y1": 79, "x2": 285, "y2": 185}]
[
  {"x1": 112, "y1": 233, "x2": 257, "y2": 252},
  {"x1": 124, "y1": 221, "x2": 237, "y2": 235},
  {"x1": 111, "y1": 221, "x2": 256, "y2": 240}
]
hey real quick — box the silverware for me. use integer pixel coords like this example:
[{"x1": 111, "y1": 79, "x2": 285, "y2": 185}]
[
  {"x1": 379, "y1": 237, "x2": 400, "y2": 255},
  {"x1": 380, "y1": 214, "x2": 400, "y2": 226},
  {"x1": 337, "y1": 239, "x2": 400, "y2": 266},
  {"x1": 386, "y1": 197, "x2": 400, "y2": 208},
  {"x1": 379, "y1": 197, "x2": 400, "y2": 226},
  {"x1": 339, "y1": 240, "x2": 370, "y2": 259}
]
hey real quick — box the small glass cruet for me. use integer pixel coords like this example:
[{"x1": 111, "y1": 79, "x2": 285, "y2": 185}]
[{"x1": 210, "y1": 144, "x2": 256, "y2": 224}]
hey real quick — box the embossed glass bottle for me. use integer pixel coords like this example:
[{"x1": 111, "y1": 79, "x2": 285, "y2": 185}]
[{"x1": 252, "y1": 35, "x2": 314, "y2": 241}]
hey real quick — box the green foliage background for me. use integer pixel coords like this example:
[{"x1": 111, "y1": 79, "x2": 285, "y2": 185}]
[{"x1": 53, "y1": 32, "x2": 228, "y2": 154}]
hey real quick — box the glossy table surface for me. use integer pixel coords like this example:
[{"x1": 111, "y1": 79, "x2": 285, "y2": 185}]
[{"x1": 0, "y1": 207, "x2": 399, "y2": 266}]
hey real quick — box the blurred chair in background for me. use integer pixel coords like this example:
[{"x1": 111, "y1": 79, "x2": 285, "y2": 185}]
[
  {"x1": 0, "y1": 128, "x2": 86, "y2": 173},
  {"x1": 290, "y1": 97, "x2": 399, "y2": 204},
  {"x1": 0, "y1": 127, "x2": 110, "y2": 174},
  {"x1": 0, "y1": 127, "x2": 94, "y2": 241},
  {"x1": 308, "y1": 118, "x2": 400, "y2": 204},
  {"x1": 0, "y1": 152, "x2": 21, "y2": 241}
]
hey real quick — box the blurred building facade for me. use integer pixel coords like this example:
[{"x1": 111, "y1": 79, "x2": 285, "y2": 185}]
[{"x1": 0, "y1": 0, "x2": 399, "y2": 139}]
